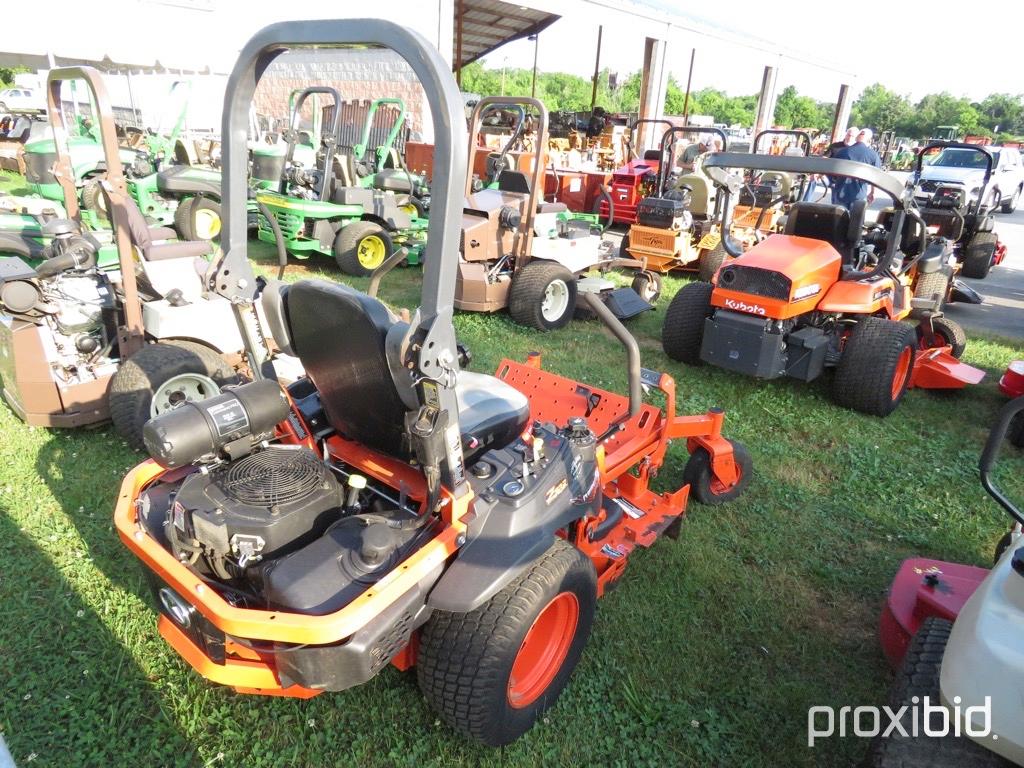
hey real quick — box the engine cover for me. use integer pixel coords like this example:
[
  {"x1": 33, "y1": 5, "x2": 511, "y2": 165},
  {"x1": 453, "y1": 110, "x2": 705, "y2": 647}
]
[{"x1": 171, "y1": 446, "x2": 342, "y2": 576}]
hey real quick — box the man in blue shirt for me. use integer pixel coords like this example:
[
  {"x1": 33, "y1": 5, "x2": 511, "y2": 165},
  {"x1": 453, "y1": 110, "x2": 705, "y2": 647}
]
[{"x1": 831, "y1": 129, "x2": 882, "y2": 209}]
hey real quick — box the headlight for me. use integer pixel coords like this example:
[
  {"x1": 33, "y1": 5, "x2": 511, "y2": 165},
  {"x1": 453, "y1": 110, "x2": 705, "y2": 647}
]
[{"x1": 969, "y1": 186, "x2": 981, "y2": 199}]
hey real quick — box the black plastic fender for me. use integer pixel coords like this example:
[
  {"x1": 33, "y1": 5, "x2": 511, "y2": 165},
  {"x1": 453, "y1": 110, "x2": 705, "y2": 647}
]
[
  {"x1": 427, "y1": 423, "x2": 600, "y2": 613},
  {"x1": 917, "y1": 239, "x2": 952, "y2": 274}
]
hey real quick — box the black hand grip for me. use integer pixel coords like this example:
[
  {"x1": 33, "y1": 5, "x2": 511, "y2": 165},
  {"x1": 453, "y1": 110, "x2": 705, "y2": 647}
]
[{"x1": 979, "y1": 396, "x2": 1024, "y2": 526}]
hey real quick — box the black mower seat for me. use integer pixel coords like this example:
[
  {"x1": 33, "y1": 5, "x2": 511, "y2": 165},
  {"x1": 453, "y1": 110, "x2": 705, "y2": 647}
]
[
  {"x1": 278, "y1": 279, "x2": 529, "y2": 462},
  {"x1": 877, "y1": 208, "x2": 928, "y2": 256},
  {"x1": 157, "y1": 166, "x2": 221, "y2": 197},
  {"x1": 920, "y1": 209, "x2": 965, "y2": 242},
  {"x1": 372, "y1": 169, "x2": 414, "y2": 193},
  {"x1": 784, "y1": 201, "x2": 865, "y2": 263}
]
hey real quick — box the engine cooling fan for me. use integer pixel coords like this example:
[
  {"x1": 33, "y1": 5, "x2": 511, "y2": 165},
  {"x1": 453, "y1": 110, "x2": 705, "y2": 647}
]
[{"x1": 217, "y1": 447, "x2": 329, "y2": 507}]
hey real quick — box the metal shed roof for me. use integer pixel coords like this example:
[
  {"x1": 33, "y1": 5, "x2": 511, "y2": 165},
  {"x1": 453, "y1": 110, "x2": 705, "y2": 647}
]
[{"x1": 454, "y1": 0, "x2": 560, "y2": 68}]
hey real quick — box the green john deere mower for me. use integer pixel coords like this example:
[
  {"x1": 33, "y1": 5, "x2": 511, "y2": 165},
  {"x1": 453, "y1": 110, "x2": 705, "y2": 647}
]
[
  {"x1": 255, "y1": 86, "x2": 427, "y2": 276},
  {"x1": 336, "y1": 97, "x2": 430, "y2": 213}
]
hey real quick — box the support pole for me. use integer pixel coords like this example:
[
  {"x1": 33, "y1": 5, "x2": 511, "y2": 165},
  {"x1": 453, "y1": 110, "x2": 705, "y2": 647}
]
[
  {"x1": 636, "y1": 37, "x2": 669, "y2": 152},
  {"x1": 753, "y1": 65, "x2": 778, "y2": 137},
  {"x1": 590, "y1": 25, "x2": 603, "y2": 112},
  {"x1": 831, "y1": 84, "x2": 852, "y2": 143},
  {"x1": 530, "y1": 33, "x2": 539, "y2": 99},
  {"x1": 682, "y1": 48, "x2": 695, "y2": 124},
  {"x1": 455, "y1": 0, "x2": 463, "y2": 86}
]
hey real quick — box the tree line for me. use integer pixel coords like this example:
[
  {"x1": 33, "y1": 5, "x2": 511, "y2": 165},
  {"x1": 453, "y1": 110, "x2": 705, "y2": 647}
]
[{"x1": 461, "y1": 61, "x2": 1023, "y2": 141}]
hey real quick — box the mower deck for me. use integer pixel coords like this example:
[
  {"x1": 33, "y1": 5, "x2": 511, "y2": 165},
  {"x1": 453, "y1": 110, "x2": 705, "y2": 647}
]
[{"x1": 909, "y1": 346, "x2": 986, "y2": 390}]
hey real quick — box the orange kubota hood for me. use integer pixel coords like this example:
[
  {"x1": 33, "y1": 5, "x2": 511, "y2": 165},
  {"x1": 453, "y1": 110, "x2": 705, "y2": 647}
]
[{"x1": 711, "y1": 234, "x2": 843, "y2": 320}]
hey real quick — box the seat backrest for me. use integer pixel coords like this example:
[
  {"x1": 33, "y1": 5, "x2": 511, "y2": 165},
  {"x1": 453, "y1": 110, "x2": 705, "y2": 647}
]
[
  {"x1": 496, "y1": 169, "x2": 532, "y2": 195},
  {"x1": 784, "y1": 202, "x2": 851, "y2": 253},
  {"x1": 642, "y1": 149, "x2": 661, "y2": 161},
  {"x1": 921, "y1": 208, "x2": 964, "y2": 241},
  {"x1": 877, "y1": 207, "x2": 926, "y2": 256},
  {"x1": 675, "y1": 173, "x2": 710, "y2": 217},
  {"x1": 283, "y1": 280, "x2": 410, "y2": 456},
  {"x1": 118, "y1": 194, "x2": 156, "y2": 253}
]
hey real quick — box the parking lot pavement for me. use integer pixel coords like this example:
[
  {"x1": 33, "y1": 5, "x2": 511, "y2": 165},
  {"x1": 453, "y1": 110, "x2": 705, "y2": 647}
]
[{"x1": 944, "y1": 206, "x2": 1024, "y2": 341}]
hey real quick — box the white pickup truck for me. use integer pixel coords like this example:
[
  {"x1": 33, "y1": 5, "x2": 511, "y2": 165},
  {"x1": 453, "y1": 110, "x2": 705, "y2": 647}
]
[{"x1": 915, "y1": 144, "x2": 1024, "y2": 214}]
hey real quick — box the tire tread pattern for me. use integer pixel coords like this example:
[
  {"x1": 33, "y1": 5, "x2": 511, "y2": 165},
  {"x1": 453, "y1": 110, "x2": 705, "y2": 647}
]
[
  {"x1": 109, "y1": 340, "x2": 236, "y2": 449},
  {"x1": 833, "y1": 317, "x2": 916, "y2": 417},
  {"x1": 661, "y1": 281, "x2": 713, "y2": 364},
  {"x1": 417, "y1": 539, "x2": 595, "y2": 746},
  {"x1": 866, "y1": 617, "x2": 1010, "y2": 767},
  {"x1": 508, "y1": 261, "x2": 576, "y2": 330}
]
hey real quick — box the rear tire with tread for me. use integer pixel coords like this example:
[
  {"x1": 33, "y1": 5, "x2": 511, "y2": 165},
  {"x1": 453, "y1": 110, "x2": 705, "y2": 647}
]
[
  {"x1": 187, "y1": 198, "x2": 223, "y2": 241},
  {"x1": 508, "y1": 261, "x2": 577, "y2": 330},
  {"x1": 697, "y1": 242, "x2": 727, "y2": 282},
  {"x1": 81, "y1": 180, "x2": 109, "y2": 222},
  {"x1": 866, "y1": 617, "x2": 1011, "y2": 767},
  {"x1": 962, "y1": 231, "x2": 997, "y2": 279},
  {"x1": 417, "y1": 538, "x2": 597, "y2": 747},
  {"x1": 109, "y1": 340, "x2": 238, "y2": 450},
  {"x1": 173, "y1": 198, "x2": 196, "y2": 240},
  {"x1": 833, "y1": 317, "x2": 916, "y2": 417},
  {"x1": 661, "y1": 281, "x2": 713, "y2": 364},
  {"x1": 911, "y1": 271, "x2": 951, "y2": 317}
]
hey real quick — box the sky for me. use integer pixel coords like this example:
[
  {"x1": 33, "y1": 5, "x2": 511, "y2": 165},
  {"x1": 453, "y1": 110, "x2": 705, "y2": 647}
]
[{"x1": 490, "y1": 0, "x2": 1024, "y2": 102}]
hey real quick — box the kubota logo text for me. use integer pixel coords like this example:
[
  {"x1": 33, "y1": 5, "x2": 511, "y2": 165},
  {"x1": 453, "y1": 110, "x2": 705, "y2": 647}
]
[{"x1": 724, "y1": 298, "x2": 767, "y2": 316}]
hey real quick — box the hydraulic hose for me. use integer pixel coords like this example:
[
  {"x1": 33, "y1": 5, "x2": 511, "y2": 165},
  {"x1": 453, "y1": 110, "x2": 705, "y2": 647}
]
[
  {"x1": 256, "y1": 199, "x2": 288, "y2": 280},
  {"x1": 35, "y1": 242, "x2": 97, "y2": 278},
  {"x1": 593, "y1": 185, "x2": 615, "y2": 232}
]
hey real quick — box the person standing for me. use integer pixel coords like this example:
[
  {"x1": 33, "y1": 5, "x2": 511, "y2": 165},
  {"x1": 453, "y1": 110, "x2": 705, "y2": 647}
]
[
  {"x1": 826, "y1": 126, "x2": 858, "y2": 157},
  {"x1": 831, "y1": 129, "x2": 882, "y2": 209}
]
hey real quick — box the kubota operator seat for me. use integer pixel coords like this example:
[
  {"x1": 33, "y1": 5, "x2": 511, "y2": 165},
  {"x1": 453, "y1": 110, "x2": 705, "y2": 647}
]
[
  {"x1": 784, "y1": 201, "x2": 863, "y2": 264},
  {"x1": 275, "y1": 280, "x2": 530, "y2": 462}
]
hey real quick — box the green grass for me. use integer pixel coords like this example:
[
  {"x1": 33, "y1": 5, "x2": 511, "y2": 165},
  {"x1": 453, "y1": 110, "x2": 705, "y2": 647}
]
[
  {"x1": 2, "y1": 238, "x2": 1024, "y2": 767},
  {"x1": 0, "y1": 170, "x2": 31, "y2": 196}
]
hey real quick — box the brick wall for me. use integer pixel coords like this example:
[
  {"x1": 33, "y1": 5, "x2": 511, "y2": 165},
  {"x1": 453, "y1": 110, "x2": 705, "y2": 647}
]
[{"x1": 254, "y1": 50, "x2": 431, "y2": 141}]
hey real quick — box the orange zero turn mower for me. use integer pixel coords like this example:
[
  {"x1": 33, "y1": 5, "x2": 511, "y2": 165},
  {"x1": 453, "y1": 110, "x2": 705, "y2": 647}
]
[
  {"x1": 662, "y1": 152, "x2": 984, "y2": 417},
  {"x1": 114, "y1": 19, "x2": 752, "y2": 748}
]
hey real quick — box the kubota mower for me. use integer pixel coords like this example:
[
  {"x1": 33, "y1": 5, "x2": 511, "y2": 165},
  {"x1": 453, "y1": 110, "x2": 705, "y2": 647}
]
[
  {"x1": 0, "y1": 67, "x2": 291, "y2": 447},
  {"x1": 873, "y1": 397, "x2": 1024, "y2": 766},
  {"x1": 661, "y1": 152, "x2": 985, "y2": 417},
  {"x1": 457, "y1": 96, "x2": 650, "y2": 330},
  {"x1": 908, "y1": 141, "x2": 1007, "y2": 280},
  {"x1": 114, "y1": 19, "x2": 751, "y2": 747},
  {"x1": 255, "y1": 86, "x2": 427, "y2": 276}
]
